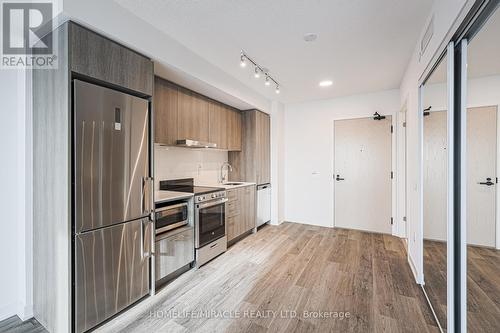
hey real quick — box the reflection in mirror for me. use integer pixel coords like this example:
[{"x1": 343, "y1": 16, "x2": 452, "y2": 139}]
[
  {"x1": 422, "y1": 54, "x2": 448, "y2": 331},
  {"x1": 466, "y1": 5, "x2": 500, "y2": 332}
]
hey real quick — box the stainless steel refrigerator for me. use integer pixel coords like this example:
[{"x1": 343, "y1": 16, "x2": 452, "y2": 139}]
[{"x1": 73, "y1": 80, "x2": 153, "y2": 333}]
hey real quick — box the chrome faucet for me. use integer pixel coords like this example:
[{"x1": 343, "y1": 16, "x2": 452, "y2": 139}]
[{"x1": 220, "y1": 162, "x2": 233, "y2": 183}]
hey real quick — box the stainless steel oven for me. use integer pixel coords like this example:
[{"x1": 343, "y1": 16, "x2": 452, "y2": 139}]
[
  {"x1": 195, "y1": 194, "x2": 227, "y2": 248},
  {"x1": 155, "y1": 202, "x2": 189, "y2": 234}
]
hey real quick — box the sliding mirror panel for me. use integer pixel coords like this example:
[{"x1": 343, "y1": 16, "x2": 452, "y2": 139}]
[
  {"x1": 422, "y1": 53, "x2": 450, "y2": 331},
  {"x1": 465, "y1": 4, "x2": 500, "y2": 332}
]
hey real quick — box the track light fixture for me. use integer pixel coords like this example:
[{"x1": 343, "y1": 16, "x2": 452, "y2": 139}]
[{"x1": 239, "y1": 50, "x2": 281, "y2": 93}]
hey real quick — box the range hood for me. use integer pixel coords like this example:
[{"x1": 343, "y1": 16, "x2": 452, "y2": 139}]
[{"x1": 176, "y1": 139, "x2": 217, "y2": 149}]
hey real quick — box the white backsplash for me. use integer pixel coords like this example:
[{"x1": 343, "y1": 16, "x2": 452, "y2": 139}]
[{"x1": 154, "y1": 145, "x2": 228, "y2": 188}]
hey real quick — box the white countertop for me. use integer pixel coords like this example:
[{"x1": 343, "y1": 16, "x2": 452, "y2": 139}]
[
  {"x1": 154, "y1": 190, "x2": 193, "y2": 204},
  {"x1": 198, "y1": 182, "x2": 256, "y2": 189}
]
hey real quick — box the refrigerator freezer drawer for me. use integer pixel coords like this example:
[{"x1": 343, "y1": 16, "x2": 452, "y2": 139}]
[
  {"x1": 155, "y1": 227, "x2": 194, "y2": 282},
  {"x1": 74, "y1": 218, "x2": 151, "y2": 333}
]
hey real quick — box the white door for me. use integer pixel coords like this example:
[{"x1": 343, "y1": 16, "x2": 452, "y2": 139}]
[
  {"x1": 467, "y1": 106, "x2": 497, "y2": 247},
  {"x1": 423, "y1": 111, "x2": 448, "y2": 241},
  {"x1": 334, "y1": 116, "x2": 392, "y2": 234}
]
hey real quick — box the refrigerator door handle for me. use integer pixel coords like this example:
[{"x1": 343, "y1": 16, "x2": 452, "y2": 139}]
[
  {"x1": 140, "y1": 219, "x2": 153, "y2": 259},
  {"x1": 142, "y1": 177, "x2": 154, "y2": 215}
]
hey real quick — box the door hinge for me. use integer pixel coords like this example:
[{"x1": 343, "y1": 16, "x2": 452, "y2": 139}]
[
  {"x1": 391, "y1": 217, "x2": 394, "y2": 225},
  {"x1": 391, "y1": 125, "x2": 393, "y2": 133},
  {"x1": 403, "y1": 122, "x2": 406, "y2": 127},
  {"x1": 403, "y1": 216, "x2": 407, "y2": 222},
  {"x1": 391, "y1": 171, "x2": 394, "y2": 179}
]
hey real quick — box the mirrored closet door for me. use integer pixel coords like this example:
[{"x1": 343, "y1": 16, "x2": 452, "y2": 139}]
[
  {"x1": 421, "y1": 52, "x2": 451, "y2": 332},
  {"x1": 463, "y1": 3, "x2": 500, "y2": 332}
]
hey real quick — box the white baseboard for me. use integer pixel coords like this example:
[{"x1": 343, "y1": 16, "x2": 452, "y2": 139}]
[
  {"x1": 18, "y1": 303, "x2": 33, "y2": 321},
  {"x1": 270, "y1": 219, "x2": 285, "y2": 226},
  {"x1": 408, "y1": 253, "x2": 423, "y2": 284}
]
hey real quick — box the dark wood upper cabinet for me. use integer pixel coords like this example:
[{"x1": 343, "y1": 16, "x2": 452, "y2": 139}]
[
  {"x1": 177, "y1": 89, "x2": 209, "y2": 142},
  {"x1": 154, "y1": 77, "x2": 242, "y2": 150},
  {"x1": 69, "y1": 23, "x2": 153, "y2": 96},
  {"x1": 209, "y1": 101, "x2": 228, "y2": 149},
  {"x1": 154, "y1": 77, "x2": 178, "y2": 145},
  {"x1": 226, "y1": 107, "x2": 242, "y2": 151},
  {"x1": 229, "y1": 110, "x2": 270, "y2": 184}
]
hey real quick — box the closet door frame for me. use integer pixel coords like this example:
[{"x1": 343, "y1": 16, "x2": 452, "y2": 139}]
[{"x1": 419, "y1": 43, "x2": 455, "y2": 332}]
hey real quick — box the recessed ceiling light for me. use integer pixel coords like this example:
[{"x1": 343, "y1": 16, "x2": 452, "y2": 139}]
[
  {"x1": 303, "y1": 33, "x2": 318, "y2": 42},
  {"x1": 319, "y1": 80, "x2": 333, "y2": 87}
]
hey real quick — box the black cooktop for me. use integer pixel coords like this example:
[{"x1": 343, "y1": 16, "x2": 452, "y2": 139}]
[{"x1": 159, "y1": 178, "x2": 223, "y2": 195}]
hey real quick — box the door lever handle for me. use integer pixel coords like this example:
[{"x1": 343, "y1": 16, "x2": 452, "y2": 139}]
[
  {"x1": 479, "y1": 177, "x2": 495, "y2": 186},
  {"x1": 336, "y1": 175, "x2": 345, "y2": 181}
]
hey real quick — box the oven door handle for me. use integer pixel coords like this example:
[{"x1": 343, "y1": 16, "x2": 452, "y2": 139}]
[{"x1": 196, "y1": 198, "x2": 228, "y2": 209}]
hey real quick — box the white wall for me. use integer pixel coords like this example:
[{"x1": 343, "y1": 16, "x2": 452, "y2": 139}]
[
  {"x1": 399, "y1": 0, "x2": 470, "y2": 282},
  {"x1": 0, "y1": 70, "x2": 20, "y2": 320},
  {"x1": 284, "y1": 90, "x2": 400, "y2": 227},
  {"x1": 154, "y1": 146, "x2": 228, "y2": 187},
  {"x1": 0, "y1": 69, "x2": 32, "y2": 321},
  {"x1": 270, "y1": 101, "x2": 285, "y2": 225},
  {"x1": 0, "y1": 1, "x2": 63, "y2": 321}
]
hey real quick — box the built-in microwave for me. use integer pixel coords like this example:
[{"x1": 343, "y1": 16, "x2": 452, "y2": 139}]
[{"x1": 155, "y1": 201, "x2": 189, "y2": 234}]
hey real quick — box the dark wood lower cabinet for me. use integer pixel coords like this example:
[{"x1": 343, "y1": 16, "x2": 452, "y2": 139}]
[{"x1": 226, "y1": 185, "x2": 256, "y2": 243}]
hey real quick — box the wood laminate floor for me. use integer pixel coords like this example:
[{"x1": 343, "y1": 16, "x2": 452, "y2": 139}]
[
  {"x1": 423, "y1": 239, "x2": 500, "y2": 333},
  {"x1": 95, "y1": 222, "x2": 437, "y2": 333},
  {"x1": 0, "y1": 223, "x2": 437, "y2": 333},
  {"x1": 422, "y1": 240, "x2": 447, "y2": 330},
  {"x1": 0, "y1": 316, "x2": 46, "y2": 333}
]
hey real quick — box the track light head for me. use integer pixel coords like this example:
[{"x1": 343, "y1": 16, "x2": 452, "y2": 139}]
[
  {"x1": 254, "y1": 67, "x2": 260, "y2": 78},
  {"x1": 240, "y1": 54, "x2": 246, "y2": 67},
  {"x1": 275, "y1": 86, "x2": 280, "y2": 94},
  {"x1": 265, "y1": 76, "x2": 271, "y2": 86}
]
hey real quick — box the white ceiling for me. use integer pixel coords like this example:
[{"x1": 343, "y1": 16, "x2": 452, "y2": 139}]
[{"x1": 116, "y1": 0, "x2": 433, "y2": 104}]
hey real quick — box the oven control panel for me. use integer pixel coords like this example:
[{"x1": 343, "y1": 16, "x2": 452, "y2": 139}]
[{"x1": 195, "y1": 191, "x2": 226, "y2": 203}]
